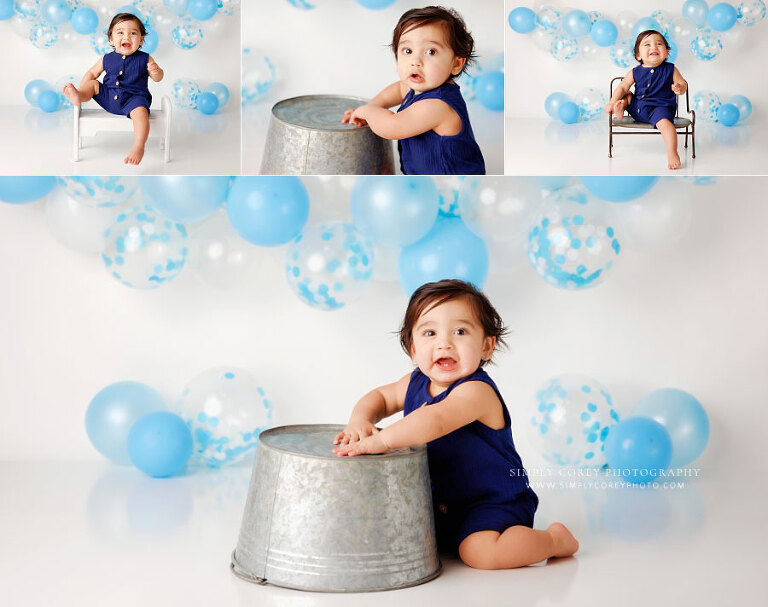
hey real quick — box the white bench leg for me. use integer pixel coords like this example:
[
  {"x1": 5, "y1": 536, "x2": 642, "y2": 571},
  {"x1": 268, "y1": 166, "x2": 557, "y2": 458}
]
[{"x1": 73, "y1": 104, "x2": 80, "y2": 162}]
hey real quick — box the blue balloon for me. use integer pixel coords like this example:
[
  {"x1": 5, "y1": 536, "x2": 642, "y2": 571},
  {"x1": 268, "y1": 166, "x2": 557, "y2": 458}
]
[
  {"x1": 580, "y1": 176, "x2": 659, "y2": 202},
  {"x1": 683, "y1": 0, "x2": 709, "y2": 27},
  {"x1": 356, "y1": 0, "x2": 397, "y2": 8},
  {"x1": 142, "y1": 27, "x2": 159, "y2": 54},
  {"x1": 726, "y1": 94, "x2": 752, "y2": 121},
  {"x1": 128, "y1": 412, "x2": 193, "y2": 477},
  {"x1": 351, "y1": 176, "x2": 439, "y2": 247},
  {"x1": 206, "y1": 82, "x2": 229, "y2": 107},
  {"x1": 590, "y1": 19, "x2": 618, "y2": 46},
  {"x1": 667, "y1": 38, "x2": 679, "y2": 62},
  {"x1": 164, "y1": 0, "x2": 189, "y2": 17},
  {"x1": 632, "y1": 389, "x2": 709, "y2": 468},
  {"x1": 558, "y1": 101, "x2": 579, "y2": 124},
  {"x1": 86, "y1": 382, "x2": 168, "y2": 465},
  {"x1": 474, "y1": 71, "x2": 504, "y2": 111},
  {"x1": 508, "y1": 7, "x2": 537, "y2": 33},
  {"x1": 605, "y1": 417, "x2": 673, "y2": 484},
  {"x1": 398, "y1": 216, "x2": 488, "y2": 295},
  {"x1": 188, "y1": 0, "x2": 218, "y2": 20},
  {"x1": 197, "y1": 91, "x2": 219, "y2": 114},
  {"x1": 545, "y1": 92, "x2": 570, "y2": 119},
  {"x1": 140, "y1": 176, "x2": 229, "y2": 223},
  {"x1": 717, "y1": 103, "x2": 740, "y2": 126},
  {"x1": 631, "y1": 17, "x2": 662, "y2": 41},
  {"x1": 38, "y1": 89, "x2": 59, "y2": 112},
  {"x1": 227, "y1": 177, "x2": 310, "y2": 246},
  {"x1": 708, "y1": 2, "x2": 738, "y2": 30},
  {"x1": 562, "y1": 10, "x2": 592, "y2": 38},
  {"x1": 41, "y1": 0, "x2": 71, "y2": 25},
  {"x1": 70, "y1": 7, "x2": 98, "y2": 34},
  {"x1": 0, "y1": 176, "x2": 57, "y2": 203},
  {"x1": 24, "y1": 79, "x2": 51, "y2": 106},
  {"x1": 0, "y1": 0, "x2": 14, "y2": 20}
]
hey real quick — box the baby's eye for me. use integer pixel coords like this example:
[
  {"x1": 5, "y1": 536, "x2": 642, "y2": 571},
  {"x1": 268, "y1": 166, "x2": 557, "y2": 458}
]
[
  {"x1": 454, "y1": 328, "x2": 466, "y2": 335},
  {"x1": 426, "y1": 49, "x2": 437, "y2": 56},
  {"x1": 423, "y1": 330, "x2": 435, "y2": 337},
  {"x1": 402, "y1": 48, "x2": 412, "y2": 55}
]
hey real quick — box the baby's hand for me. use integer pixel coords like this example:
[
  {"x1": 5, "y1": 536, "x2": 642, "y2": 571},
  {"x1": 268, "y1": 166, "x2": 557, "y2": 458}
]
[
  {"x1": 147, "y1": 59, "x2": 161, "y2": 77},
  {"x1": 671, "y1": 82, "x2": 686, "y2": 95},
  {"x1": 333, "y1": 433, "x2": 388, "y2": 457},
  {"x1": 333, "y1": 419, "x2": 379, "y2": 446},
  {"x1": 341, "y1": 107, "x2": 367, "y2": 127}
]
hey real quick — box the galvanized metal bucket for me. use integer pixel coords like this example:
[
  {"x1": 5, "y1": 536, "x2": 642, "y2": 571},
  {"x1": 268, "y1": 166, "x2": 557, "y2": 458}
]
[
  {"x1": 260, "y1": 95, "x2": 396, "y2": 175},
  {"x1": 231, "y1": 424, "x2": 440, "y2": 592}
]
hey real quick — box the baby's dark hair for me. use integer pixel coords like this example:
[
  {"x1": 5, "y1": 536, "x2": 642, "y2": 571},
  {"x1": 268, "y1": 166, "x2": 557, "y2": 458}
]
[
  {"x1": 633, "y1": 29, "x2": 670, "y2": 64},
  {"x1": 107, "y1": 12, "x2": 146, "y2": 41},
  {"x1": 399, "y1": 279, "x2": 508, "y2": 366},
  {"x1": 390, "y1": 6, "x2": 476, "y2": 77}
]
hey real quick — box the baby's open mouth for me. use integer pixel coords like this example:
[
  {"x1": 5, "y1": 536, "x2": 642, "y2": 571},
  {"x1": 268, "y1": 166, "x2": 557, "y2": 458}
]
[
  {"x1": 435, "y1": 357, "x2": 457, "y2": 369},
  {"x1": 410, "y1": 73, "x2": 424, "y2": 83}
]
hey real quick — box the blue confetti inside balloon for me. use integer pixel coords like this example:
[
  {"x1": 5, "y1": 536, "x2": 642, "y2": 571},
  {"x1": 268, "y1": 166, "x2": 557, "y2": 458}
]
[
  {"x1": 29, "y1": 20, "x2": 58, "y2": 48},
  {"x1": 59, "y1": 176, "x2": 138, "y2": 208},
  {"x1": 102, "y1": 204, "x2": 188, "y2": 289},
  {"x1": 90, "y1": 32, "x2": 112, "y2": 55},
  {"x1": 575, "y1": 88, "x2": 607, "y2": 122},
  {"x1": 610, "y1": 37, "x2": 634, "y2": 68},
  {"x1": 737, "y1": 0, "x2": 767, "y2": 25},
  {"x1": 285, "y1": 0, "x2": 317, "y2": 9},
  {"x1": 692, "y1": 90, "x2": 722, "y2": 122},
  {"x1": 550, "y1": 35, "x2": 579, "y2": 61},
  {"x1": 536, "y1": 5, "x2": 561, "y2": 32},
  {"x1": 286, "y1": 222, "x2": 374, "y2": 310},
  {"x1": 690, "y1": 28, "x2": 723, "y2": 61},
  {"x1": 176, "y1": 367, "x2": 273, "y2": 468},
  {"x1": 436, "y1": 176, "x2": 463, "y2": 217},
  {"x1": 528, "y1": 375, "x2": 620, "y2": 468},
  {"x1": 527, "y1": 187, "x2": 622, "y2": 290},
  {"x1": 172, "y1": 78, "x2": 201, "y2": 108},
  {"x1": 171, "y1": 17, "x2": 203, "y2": 49},
  {"x1": 242, "y1": 49, "x2": 276, "y2": 104}
]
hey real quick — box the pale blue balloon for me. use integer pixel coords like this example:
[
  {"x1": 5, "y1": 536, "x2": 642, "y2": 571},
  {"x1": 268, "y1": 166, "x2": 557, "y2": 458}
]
[
  {"x1": 128, "y1": 412, "x2": 193, "y2": 477},
  {"x1": 38, "y1": 89, "x2": 59, "y2": 112},
  {"x1": 683, "y1": 0, "x2": 709, "y2": 27},
  {"x1": 668, "y1": 38, "x2": 679, "y2": 62},
  {"x1": 0, "y1": 176, "x2": 57, "y2": 203},
  {"x1": 545, "y1": 92, "x2": 570, "y2": 119},
  {"x1": 708, "y1": 2, "x2": 738, "y2": 30},
  {"x1": 562, "y1": 9, "x2": 591, "y2": 38},
  {"x1": 188, "y1": 0, "x2": 217, "y2": 20},
  {"x1": 142, "y1": 27, "x2": 158, "y2": 54},
  {"x1": 140, "y1": 176, "x2": 229, "y2": 223},
  {"x1": 40, "y1": 0, "x2": 71, "y2": 25},
  {"x1": 726, "y1": 94, "x2": 752, "y2": 120},
  {"x1": 605, "y1": 417, "x2": 673, "y2": 484},
  {"x1": 70, "y1": 7, "x2": 98, "y2": 34},
  {"x1": 717, "y1": 103, "x2": 740, "y2": 126},
  {"x1": 24, "y1": 79, "x2": 51, "y2": 106},
  {"x1": 197, "y1": 92, "x2": 219, "y2": 114},
  {"x1": 508, "y1": 7, "x2": 536, "y2": 33},
  {"x1": 631, "y1": 17, "x2": 662, "y2": 40},
  {"x1": 206, "y1": 82, "x2": 229, "y2": 107},
  {"x1": 475, "y1": 71, "x2": 504, "y2": 111},
  {"x1": 558, "y1": 101, "x2": 579, "y2": 124},
  {"x1": 590, "y1": 19, "x2": 618, "y2": 46},
  {"x1": 0, "y1": 0, "x2": 13, "y2": 20},
  {"x1": 86, "y1": 381, "x2": 168, "y2": 464},
  {"x1": 163, "y1": 0, "x2": 189, "y2": 17},
  {"x1": 631, "y1": 389, "x2": 709, "y2": 468},
  {"x1": 351, "y1": 176, "x2": 439, "y2": 247},
  {"x1": 580, "y1": 176, "x2": 658, "y2": 202},
  {"x1": 357, "y1": 0, "x2": 397, "y2": 8},
  {"x1": 226, "y1": 176, "x2": 309, "y2": 246},
  {"x1": 398, "y1": 216, "x2": 488, "y2": 295}
]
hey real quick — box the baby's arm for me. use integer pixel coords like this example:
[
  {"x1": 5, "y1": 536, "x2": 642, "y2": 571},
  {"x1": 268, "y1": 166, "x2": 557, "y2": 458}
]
[
  {"x1": 604, "y1": 70, "x2": 634, "y2": 113},
  {"x1": 671, "y1": 67, "x2": 687, "y2": 95},
  {"x1": 79, "y1": 57, "x2": 104, "y2": 89},
  {"x1": 334, "y1": 380, "x2": 500, "y2": 456},
  {"x1": 349, "y1": 97, "x2": 458, "y2": 140},
  {"x1": 342, "y1": 81, "x2": 407, "y2": 126},
  {"x1": 332, "y1": 372, "x2": 410, "y2": 446},
  {"x1": 147, "y1": 56, "x2": 164, "y2": 82}
]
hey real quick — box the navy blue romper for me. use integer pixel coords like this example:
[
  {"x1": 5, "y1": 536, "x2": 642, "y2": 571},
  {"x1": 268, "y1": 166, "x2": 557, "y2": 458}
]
[
  {"x1": 93, "y1": 50, "x2": 152, "y2": 118},
  {"x1": 396, "y1": 81, "x2": 485, "y2": 175},
  {"x1": 403, "y1": 367, "x2": 538, "y2": 553},
  {"x1": 628, "y1": 61, "x2": 677, "y2": 128}
]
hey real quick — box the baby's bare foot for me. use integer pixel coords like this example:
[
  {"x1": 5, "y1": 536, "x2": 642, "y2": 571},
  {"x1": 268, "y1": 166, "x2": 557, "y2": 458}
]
[
  {"x1": 668, "y1": 150, "x2": 681, "y2": 170},
  {"x1": 547, "y1": 522, "x2": 579, "y2": 558},
  {"x1": 613, "y1": 98, "x2": 627, "y2": 120},
  {"x1": 62, "y1": 83, "x2": 81, "y2": 106},
  {"x1": 124, "y1": 144, "x2": 145, "y2": 165}
]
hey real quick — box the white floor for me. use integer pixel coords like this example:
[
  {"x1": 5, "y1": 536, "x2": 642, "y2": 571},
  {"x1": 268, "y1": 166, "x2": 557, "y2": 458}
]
[
  {"x1": 1, "y1": 460, "x2": 762, "y2": 606},
  {"x1": 505, "y1": 117, "x2": 768, "y2": 176},
  {"x1": 0, "y1": 105, "x2": 241, "y2": 175}
]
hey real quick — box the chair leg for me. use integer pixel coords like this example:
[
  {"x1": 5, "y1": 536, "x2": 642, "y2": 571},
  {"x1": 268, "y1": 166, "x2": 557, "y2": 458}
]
[
  {"x1": 691, "y1": 125, "x2": 695, "y2": 159},
  {"x1": 684, "y1": 128, "x2": 689, "y2": 149},
  {"x1": 608, "y1": 124, "x2": 613, "y2": 158}
]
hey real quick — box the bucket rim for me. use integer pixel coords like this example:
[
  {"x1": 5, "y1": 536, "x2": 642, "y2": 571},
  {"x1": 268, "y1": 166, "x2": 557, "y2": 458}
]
[{"x1": 269, "y1": 95, "x2": 373, "y2": 132}]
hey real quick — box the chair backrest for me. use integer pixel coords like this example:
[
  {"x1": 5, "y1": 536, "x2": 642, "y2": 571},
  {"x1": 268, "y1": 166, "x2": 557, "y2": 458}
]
[{"x1": 610, "y1": 75, "x2": 690, "y2": 118}]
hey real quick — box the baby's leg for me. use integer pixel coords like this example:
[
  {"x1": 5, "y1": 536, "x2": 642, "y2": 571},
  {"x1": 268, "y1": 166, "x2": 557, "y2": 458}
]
[
  {"x1": 458, "y1": 522, "x2": 578, "y2": 570},
  {"x1": 125, "y1": 106, "x2": 149, "y2": 165},
  {"x1": 612, "y1": 93, "x2": 631, "y2": 119},
  {"x1": 656, "y1": 118, "x2": 680, "y2": 169},
  {"x1": 62, "y1": 81, "x2": 99, "y2": 106}
]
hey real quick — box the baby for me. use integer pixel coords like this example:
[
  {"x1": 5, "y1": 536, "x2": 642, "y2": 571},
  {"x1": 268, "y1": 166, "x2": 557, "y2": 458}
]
[
  {"x1": 605, "y1": 29, "x2": 688, "y2": 170},
  {"x1": 62, "y1": 12, "x2": 164, "y2": 165},
  {"x1": 341, "y1": 6, "x2": 485, "y2": 175},
  {"x1": 333, "y1": 280, "x2": 578, "y2": 569}
]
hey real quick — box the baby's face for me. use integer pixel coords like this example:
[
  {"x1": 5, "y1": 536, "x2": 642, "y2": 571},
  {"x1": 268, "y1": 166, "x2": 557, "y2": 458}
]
[
  {"x1": 396, "y1": 22, "x2": 465, "y2": 94},
  {"x1": 636, "y1": 33, "x2": 668, "y2": 67},
  {"x1": 110, "y1": 18, "x2": 144, "y2": 55},
  {"x1": 409, "y1": 297, "x2": 495, "y2": 394}
]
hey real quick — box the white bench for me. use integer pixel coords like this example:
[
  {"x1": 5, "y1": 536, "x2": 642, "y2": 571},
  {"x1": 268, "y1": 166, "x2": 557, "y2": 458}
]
[{"x1": 73, "y1": 95, "x2": 172, "y2": 162}]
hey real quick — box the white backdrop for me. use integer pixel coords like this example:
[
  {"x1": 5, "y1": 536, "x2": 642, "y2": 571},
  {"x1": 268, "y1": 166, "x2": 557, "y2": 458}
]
[{"x1": 1, "y1": 176, "x2": 766, "y2": 485}]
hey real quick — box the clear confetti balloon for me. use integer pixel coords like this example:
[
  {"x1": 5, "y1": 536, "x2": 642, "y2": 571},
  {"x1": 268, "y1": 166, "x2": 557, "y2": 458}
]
[
  {"x1": 171, "y1": 17, "x2": 203, "y2": 49},
  {"x1": 435, "y1": 175, "x2": 464, "y2": 217},
  {"x1": 528, "y1": 375, "x2": 620, "y2": 468},
  {"x1": 102, "y1": 204, "x2": 188, "y2": 289},
  {"x1": 58, "y1": 176, "x2": 138, "y2": 208},
  {"x1": 90, "y1": 31, "x2": 112, "y2": 55},
  {"x1": 55, "y1": 75, "x2": 77, "y2": 109},
  {"x1": 690, "y1": 28, "x2": 723, "y2": 61},
  {"x1": 536, "y1": 5, "x2": 561, "y2": 32},
  {"x1": 286, "y1": 0, "x2": 316, "y2": 9},
  {"x1": 666, "y1": 16, "x2": 696, "y2": 44},
  {"x1": 285, "y1": 221, "x2": 374, "y2": 310},
  {"x1": 45, "y1": 189, "x2": 122, "y2": 254},
  {"x1": 455, "y1": 70, "x2": 476, "y2": 100},
  {"x1": 550, "y1": 35, "x2": 578, "y2": 61},
  {"x1": 737, "y1": 0, "x2": 767, "y2": 25},
  {"x1": 172, "y1": 78, "x2": 201, "y2": 108},
  {"x1": 15, "y1": 0, "x2": 39, "y2": 20},
  {"x1": 575, "y1": 87, "x2": 606, "y2": 121},
  {"x1": 650, "y1": 9, "x2": 674, "y2": 37},
  {"x1": 616, "y1": 10, "x2": 636, "y2": 35},
  {"x1": 692, "y1": 90, "x2": 722, "y2": 121},
  {"x1": 242, "y1": 49, "x2": 275, "y2": 104},
  {"x1": 176, "y1": 367, "x2": 273, "y2": 468},
  {"x1": 610, "y1": 37, "x2": 634, "y2": 68},
  {"x1": 527, "y1": 186, "x2": 621, "y2": 290},
  {"x1": 218, "y1": 0, "x2": 240, "y2": 16},
  {"x1": 588, "y1": 10, "x2": 603, "y2": 25},
  {"x1": 29, "y1": 20, "x2": 58, "y2": 47}
]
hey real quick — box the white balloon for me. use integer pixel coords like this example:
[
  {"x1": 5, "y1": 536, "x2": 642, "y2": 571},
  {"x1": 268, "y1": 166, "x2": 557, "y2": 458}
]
[
  {"x1": 302, "y1": 176, "x2": 355, "y2": 222},
  {"x1": 616, "y1": 11, "x2": 637, "y2": 36},
  {"x1": 45, "y1": 189, "x2": 122, "y2": 254}
]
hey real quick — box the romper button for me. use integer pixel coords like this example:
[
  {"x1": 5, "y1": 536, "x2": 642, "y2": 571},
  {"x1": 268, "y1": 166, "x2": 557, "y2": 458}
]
[
  {"x1": 122, "y1": 55, "x2": 126, "y2": 60},
  {"x1": 119, "y1": 71, "x2": 123, "y2": 75},
  {"x1": 438, "y1": 504, "x2": 448, "y2": 514},
  {"x1": 650, "y1": 69, "x2": 654, "y2": 73},
  {"x1": 113, "y1": 95, "x2": 118, "y2": 100}
]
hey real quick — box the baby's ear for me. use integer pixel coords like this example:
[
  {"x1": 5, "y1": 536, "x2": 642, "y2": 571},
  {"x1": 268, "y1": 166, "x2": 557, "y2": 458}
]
[{"x1": 451, "y1": 56, "x2": 467, "y2": 76}]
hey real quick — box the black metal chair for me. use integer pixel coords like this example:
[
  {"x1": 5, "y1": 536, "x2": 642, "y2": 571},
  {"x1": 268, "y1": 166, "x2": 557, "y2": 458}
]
[{"x1": 608, "y1": 76, "x2": 695, "y2": 158}]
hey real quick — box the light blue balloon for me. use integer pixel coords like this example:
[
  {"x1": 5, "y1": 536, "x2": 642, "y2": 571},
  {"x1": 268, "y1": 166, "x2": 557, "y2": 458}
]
[
  {"x1": 726, "y1": 94, "x2": 752, "y2": 120},
  {"x1": 188, "y1": 0, "x2": 217, "y2": 20},
  {"x1": 683, "y1": 0, "x2": 709, "y2": 27},
  {"x1": 37, "y1": 89, "x2": 59, "y2": 112},
  {"x1": 0, "y1": 176, "x2": 57, "y2": 203},
  {"x1": 562, "y1": 9, "x2": 591, "y2": 38},
  {"x1": 142, "y1": 27, "x2": 158, "y2": 54},
  {"x1": 631, "y1": 17, "x2": 662, "y2": 40},
  {"x1": 667, "y1": 38, "x2": 679, "y2": 62},
  {"x1": 197, "y1": 91, "x2": 219, "y2": 114},
  {"x1": 140, "y1": 176, "x2": 229, "y2": 223},
  {"x1": 538, "y1": 176, "x2": 571, "y2": 191},
  {"x1": 558, "y1": 101, "x2": 579, "y2": 124},
  {"x1": 163, "y1": 0, "x2": 189, "y2": 17},
  {"x1": 631, "y1": 389, "x2": 710, "y2": 468},
  {"x1": 70, "y1": 7, "x2": 98, "y2": 34},
  {"x1": 86, "y1": 381, "x2": 168, "y2": 465},
  {"x1": 351, "y1": 177, "x2": 439, "y2": 247},
  {"x1": 128, "y1": 412, "x2": 193, "y2": 477},
  {"x1": 605, "y1": 417, "x2": 672, "y2": 484},
  {"x1": 708, "y1": 2, "x2": 738, "y2": 30},
  {"x1": 116, "y1": 5, "x2": 144, "y2": 21},
  {"x1": 545, "y1": 92, "x2": 570, "y2": 119},
  {"x1": 398, "y1": 216, "x2": 488, "y2": 296},
  {"x1": 206, "y1": 82, "x2": 229, "y2": 107},
  {"x1": 508, "y1": 7, "x2": 536, "y2": 33},
  {"x1": 474, "y1": 71, "x2": 504, "y2": 111},
  {"x1": 717, "y1": 103, "x2": 740, "y2": 126},
  {"x1": 24, "y1": 79, "x2": 51, "y2": 106},
  {"x1": 580, "y1": 176, "x2": 659, "y2": 202},
  {"x1": 0, "y1": 0, "x2": 14, "y2": 20},
  {"x1": 227, "y1": 177, "x2": 309, "y2": 246},
  {"x1": 40, "y1": 0, "x2": 71, "y2": 25},
  {"x1": 356, "y1": 0, "x2": 397, "y2": 9},
  {"x1": 590, "y1": 19, "x2": 618, "y2": 46}
]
